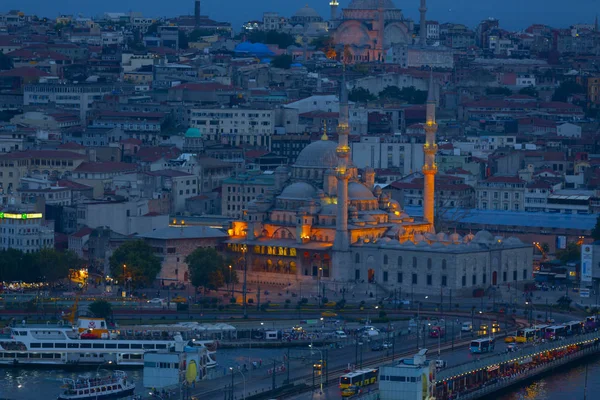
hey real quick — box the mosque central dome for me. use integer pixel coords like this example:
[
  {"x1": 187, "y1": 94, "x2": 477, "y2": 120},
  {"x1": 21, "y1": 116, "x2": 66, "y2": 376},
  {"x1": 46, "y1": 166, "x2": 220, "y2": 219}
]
[
  {"x1": 347, "y1": 0, "x2": 398, "y2": 9},
  {"x1": 294, "y1": 140, "x2": 339, "y2": 168}
]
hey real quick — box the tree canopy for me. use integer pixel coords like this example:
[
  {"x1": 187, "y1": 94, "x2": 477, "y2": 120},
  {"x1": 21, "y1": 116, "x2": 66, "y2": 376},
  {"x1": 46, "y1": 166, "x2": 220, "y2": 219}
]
[
  {"x1": 88, "y1": 300, "x2": 112, "y2": 319},
  {"x1": 378, "y1": 86, "x2": 427, "y2": 104},
  {"x1": 271, "y1": 54, "x2": 293, "y2": 69},
  {"x1": 186, "y1": 247, "x2": 237, "y2": 290},
  {"x1": 245, "y1": 30, "x2": 295, "y2": 49},
  {"x1": 0, "y1": 248, "x2": 83, "y2": 283},
  {"x1": 349, "y1": 87, "x2": 376, "y2": 103},
  {"x1": 518, "y1": 86, "x2": 538, "y2": 98},
  {"x1": 485, "y1": 87, "x2": 513, "y2": 96},
  {"x1": 109, "y1": 240, "x2": 162, "y2": 288},
  {"x1": 555, "y1": 242, "x2": 581, "y2": 264},
  {"x1": 592, "y1": 215, "x2": 600, "y2": 241},
  {"x1": 0, "y1": 53, "x2": 12, "y2": 71},
  {"x1": 552, "y1": 80, "x2": 585, "y2": 102}
]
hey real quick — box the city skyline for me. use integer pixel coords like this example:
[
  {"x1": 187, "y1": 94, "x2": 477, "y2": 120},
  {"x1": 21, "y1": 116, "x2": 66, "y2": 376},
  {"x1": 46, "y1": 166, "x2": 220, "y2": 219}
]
[{"x1": 2, "y1": 0, "x2": 599, "y2": 32}]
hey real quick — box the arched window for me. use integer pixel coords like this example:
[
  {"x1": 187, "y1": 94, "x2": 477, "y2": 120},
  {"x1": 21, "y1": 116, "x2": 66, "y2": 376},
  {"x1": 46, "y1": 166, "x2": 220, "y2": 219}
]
[
  {"x1": 412, "y1": 257, "x2": 417, "y2": 268},
  {"x1": 398, "y1": 256, "x2": 403, "y2": 267},
  {"x1": 383, "y1": 255, "x2": 388, "y2": 265},
  {"x1": 355, "y1": 253, "x2": 360, "y2": 264}
]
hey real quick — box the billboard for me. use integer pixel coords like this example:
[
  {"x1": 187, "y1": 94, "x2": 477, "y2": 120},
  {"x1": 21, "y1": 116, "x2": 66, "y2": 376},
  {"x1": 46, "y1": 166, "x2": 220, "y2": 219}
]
[
  {"x1": 556, "y1": 236, "x2": 567, "y2": 250},
  {"x1": 581, "y1": 245, "x2": 593, "y2": 283}
]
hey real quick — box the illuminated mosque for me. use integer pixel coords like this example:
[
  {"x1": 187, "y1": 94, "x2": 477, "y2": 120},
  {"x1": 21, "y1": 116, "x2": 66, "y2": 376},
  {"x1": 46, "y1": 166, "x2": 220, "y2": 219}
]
[{"x1": 227, "y1": 74, "x2": 532, "y2": 295}]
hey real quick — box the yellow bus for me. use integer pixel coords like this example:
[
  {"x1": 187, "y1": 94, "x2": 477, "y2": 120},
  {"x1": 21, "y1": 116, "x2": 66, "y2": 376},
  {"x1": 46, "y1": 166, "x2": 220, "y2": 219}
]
[
  {"x1": 515, "y1": 328, "x2": 536, "y2": 343},
  {"x1": 339, "y1": 369, "x2": 378, "y2": 389}
]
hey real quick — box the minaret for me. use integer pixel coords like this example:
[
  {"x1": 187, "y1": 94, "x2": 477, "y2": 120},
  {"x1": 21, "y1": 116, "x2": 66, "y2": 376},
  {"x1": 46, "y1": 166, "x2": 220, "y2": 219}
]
[
  {"x1": 377, "y1": 0, "x2": 385, "y2": 61},
  {"x1": 330, "y1": 0, "x2": 339, "y2": 23},
  {"x1": 422, "y1": 71, "x2": 438, "y2": 232},
  {"x1": 333, "y1": 67, "x2": 350, "y2": 252},
  {"x1": 419, "y1": 0, "x2": 427, "y2": 46},
  {"x1": 195, "y1": 0, "x2": 201, "y2": 27}
]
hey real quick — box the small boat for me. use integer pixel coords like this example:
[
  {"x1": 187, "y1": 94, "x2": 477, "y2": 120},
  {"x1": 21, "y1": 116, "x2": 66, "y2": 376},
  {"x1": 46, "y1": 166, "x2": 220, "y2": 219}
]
[{"x1": 57, "y1": 370, "x2": 135, "y2": 400}]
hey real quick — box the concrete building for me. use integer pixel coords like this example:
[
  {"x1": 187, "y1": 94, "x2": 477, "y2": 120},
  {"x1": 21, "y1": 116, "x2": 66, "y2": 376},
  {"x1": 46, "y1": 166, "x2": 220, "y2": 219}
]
[
  {"x1": 476, "y1": 176, "x2": 526, "y2": 211},
  {"x1": 190, "y1": 107, "x2": 274, "y2": 148},
  {"x1": 0, "y1": 211, "x2": 54, "y2": 252},
  {"x1": 379, "y1": 350, "x2": 436, "y2": 400},
  {"x1": 351, "y1": 136, "x2": 424, "y2": 176},
  {"x1": 143, "y1": 169, "x2": 198, "y2": 214},
  {"x1": 557, "y1": 122, "x2": 582, "y2": 138},
  {"x1": 138, "y1": 225, "x2": 228, "y2": 283}
]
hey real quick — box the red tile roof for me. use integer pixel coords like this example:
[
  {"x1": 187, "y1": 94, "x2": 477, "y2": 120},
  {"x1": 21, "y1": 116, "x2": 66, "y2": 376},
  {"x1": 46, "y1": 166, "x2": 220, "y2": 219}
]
[
  {"x1": 120, "y1": 138, "x2": 143, "y2": 145},
  {"x1": 57, "y1": 179, "x2": 93, "y2": 189},
  {"x1": 74, "y1": 162, "x2": 137, "y2": 173},
  {"x1": 134, "y1": 146, "x2": 181, "y2": 163},
  {"x1": 58, "y1": 142, "x2": 85, "y2": 150},
  {"x1": 71, "y1": 226, "x2": 93, "y2": 238},
  {"x1": 0, "y1": 150, "x2": 85, "y2": 160},
  {"x1": 0, "y1": 66, "x2": 50, "y2": 78}
]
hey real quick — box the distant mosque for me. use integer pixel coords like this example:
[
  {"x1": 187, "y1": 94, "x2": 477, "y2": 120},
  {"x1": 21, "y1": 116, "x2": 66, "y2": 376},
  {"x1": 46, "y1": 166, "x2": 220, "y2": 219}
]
[
  {"x1": 225, "y1": 69, "x2": 530, "y2": 296},
  {"x1": 329, "y1": 0, "x2": 453, "y2": 68}
]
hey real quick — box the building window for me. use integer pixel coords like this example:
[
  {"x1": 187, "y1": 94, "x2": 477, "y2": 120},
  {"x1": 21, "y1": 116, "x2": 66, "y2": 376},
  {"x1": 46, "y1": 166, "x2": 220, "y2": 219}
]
[
  {"x1": 427, "y1": 274, "x2": 432, "y2": 286},
  {"x1": 513, "y1": 270, "x2": 517, "y2": 281},
  {"x1": 441, "y1": 275, "x2": 447, "y2": 286},
  {"x1": 412, "y1": 273, "x2": 417, "y2": 285},
  {"x1": 355, "y1": 254, "x2": 360, "y2": 264},
  {"x1": 412, "y1": 257, "x2": 417, "y2": 268},
  {"x1": 427, "y1": 258, "x2": 432, "y2": 269},
  {"x1": 503, "y1": 271, "x2": 507, "y2": 282},
  {"x1": 383, "y1": 255, "x2": 388, "y2": 265},
  {"x1": 355, "y1": 269, "x2": 360, "y2": 280},
  {"x1": 397, "y1": 272, "x2": 403, "y2": 283},
  {"x1": 483, "y1": 273, "x2": 487, "y2": 284},
  {"x1": 472, "y1": 274, "x2": 476, "y2": 285},
  {"x1": 398, "y1": 256, "x2": 403, "y2": 266},
  {"x1": 442, "y1": 259, "x2": 447, "y2": 270},
  {"x1": 462, "y1": 275, "x2": 466, "y2": 287},
  {"x1": 383, "y1": 271, "x2": 388, "y2": 282}
]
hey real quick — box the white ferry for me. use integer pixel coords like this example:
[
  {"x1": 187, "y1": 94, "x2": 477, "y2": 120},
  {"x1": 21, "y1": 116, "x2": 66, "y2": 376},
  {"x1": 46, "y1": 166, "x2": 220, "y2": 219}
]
[
  {"x1": 58, "y1": 370, "x2": 135, "y2": 400},
  {"x1": 0, "y1": 317, "x2": 217, "y2": 367}
]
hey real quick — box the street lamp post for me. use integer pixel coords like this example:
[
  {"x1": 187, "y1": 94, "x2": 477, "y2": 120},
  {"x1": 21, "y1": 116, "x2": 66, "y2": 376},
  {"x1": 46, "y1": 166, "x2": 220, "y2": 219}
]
[
  {"x1": 229, "y1": 265, "x2": 233, "y2": 299},
  {"x1": 309, "y1": 344, "x2": 323, "y2": 394},
  {"x1": 122, "y1": 264, "x2": 126, "y2": 296},
  {"x1": 229, "y1": 367, "x2": 235, "y2": 400},
  {"x1": 242, "y1": 244, "x2": 248, "y2": 319}
]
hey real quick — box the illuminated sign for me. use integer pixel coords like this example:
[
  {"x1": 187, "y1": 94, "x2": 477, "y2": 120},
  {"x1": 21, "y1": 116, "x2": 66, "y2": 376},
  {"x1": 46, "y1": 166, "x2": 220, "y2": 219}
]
[{"x1": 0, "y1": 213, "x2": 43, "y2": 220}]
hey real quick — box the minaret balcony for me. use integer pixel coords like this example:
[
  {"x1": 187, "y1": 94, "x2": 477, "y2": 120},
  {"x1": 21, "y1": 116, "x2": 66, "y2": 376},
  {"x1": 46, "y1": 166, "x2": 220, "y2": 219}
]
[
  {"x1": 423, "y1": 143, "x2": 438, "y2": 154},
  {"x1": 422, "y1": 163, "x2": 438, "y2": 174},
  {"x1": 336, "y1": 146, "x2": 350, "y2": 157}
]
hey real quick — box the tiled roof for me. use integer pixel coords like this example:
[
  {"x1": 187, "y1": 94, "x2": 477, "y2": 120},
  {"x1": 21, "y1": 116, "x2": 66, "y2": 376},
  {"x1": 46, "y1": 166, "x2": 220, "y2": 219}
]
[
  {"x1": 74, "y1": 162, "x2": 137, "y2": 173},
  {"x1": 0, "y1": 150, "x2": 85, "y2": 160},
  {"x1": 145, "y1": 169, "x2": 194, "y2": 178},
  {"x1": 170, "y1": 82, "x2": 233, "y2": 92},
  {"x1": 482, "y1": 175, "x2": 525, "y2": 184},
  {"x1": 71, "y1": 226, "x2": 93, "y2": 238},
  {"x1": 0, "y1": 67, "x2": 50, "y2": 78},
  {"x1": 134, "y1": 146, "x2": 181, "y2": 163},
  {"x1": 57, "y1": 179, "x2": 93, "y2": 189}
]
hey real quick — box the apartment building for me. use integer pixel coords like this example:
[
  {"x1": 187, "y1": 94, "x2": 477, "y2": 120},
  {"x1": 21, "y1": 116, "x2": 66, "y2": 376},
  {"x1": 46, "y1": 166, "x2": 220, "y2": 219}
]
[
  {"x1": 190, "y1": 107, "x2": 274, "y2": 149},
  {"x1": 23, "y1": 82, "x2": 118, "y2": 120},
  {"x1": 351, "y1": 136, "x2": 425, "y2": 176},
  {"x1": 0, "y1": 211, "x2": 54, "y2": 253},
  {"x1": 476, "y1": 175, "x2": 526, "y2": 211}
]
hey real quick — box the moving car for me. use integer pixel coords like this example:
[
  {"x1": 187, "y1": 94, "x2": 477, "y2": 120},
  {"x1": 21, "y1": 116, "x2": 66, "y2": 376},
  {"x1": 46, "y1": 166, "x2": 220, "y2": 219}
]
[
  {"x1": 147, "y1": 298, "x2": 165, "y2": 305},
  {"x1": 313, "y1": 359, "x2": 326, "y2": 370},
  {"x1": 341, "y1": 385, "x2": 362, "y2": 397},
  {"x1": 435, "y1": 359, "x2": 447, "y2": 369},
  {"x1": 335, "y1": 330, "x2": 348, "y2": 339},
  {"x1": 507, "y1": 343, "x2": 519, "y2": 352},
  {"x1": 461, "y1": 322, "x2": 473, "y2": 332},
  {"x1": 171, "y1": 296, "x2": 187, "y2": 303},
  {"x1": 321, "y1": 311, "x2": 338, "y2": 318}
]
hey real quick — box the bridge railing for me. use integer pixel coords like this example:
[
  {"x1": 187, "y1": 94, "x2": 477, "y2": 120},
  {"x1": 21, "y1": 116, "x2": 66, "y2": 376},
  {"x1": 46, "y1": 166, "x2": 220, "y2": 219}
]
[
  {"x1": 455, "y1": 345, "x2": 599, "y2": 400},
  {"x1": 436, "y1": 331, "x2": 600, "y2": 382}
]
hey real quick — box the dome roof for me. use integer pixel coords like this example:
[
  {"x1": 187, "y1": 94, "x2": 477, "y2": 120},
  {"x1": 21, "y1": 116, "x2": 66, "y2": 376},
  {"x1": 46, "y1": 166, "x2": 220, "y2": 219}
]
[
  {"x1": 295, "y1": 140, "x2": 339, "y2": 168},
  {"x1": 348, "y1": 182, "x2": 376, "y2": 200},
  {"x1": 278, "y1": 182, "x2": 317, "y2": 200},
  {"x1": 293, "y1": 5, "x2": 321, "y2": 18},
  {"x1": 504, "y1": 237, "x2": 523, "y2": 246},
  {"x1": 472, "y1": 230, "x2": 494, "y2": 244},
  {"x1": 348, "y1": 0, "x2": 397, "y2": 9},
  {"x1": 185, "y1": 127, "x2": 201, "y2": 138}
]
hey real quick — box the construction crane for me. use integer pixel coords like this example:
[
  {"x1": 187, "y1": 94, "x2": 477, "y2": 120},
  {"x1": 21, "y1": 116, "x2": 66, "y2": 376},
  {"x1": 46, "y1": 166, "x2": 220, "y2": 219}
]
[{"x1": 61, "y1": 295, "x2": 79, "y2": 326}]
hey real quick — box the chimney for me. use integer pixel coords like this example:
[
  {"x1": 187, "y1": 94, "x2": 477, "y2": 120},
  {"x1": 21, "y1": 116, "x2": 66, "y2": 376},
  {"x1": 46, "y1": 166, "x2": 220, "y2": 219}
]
[{"x1": 195, "y1": 0, "x2": 201, "y2": 27}]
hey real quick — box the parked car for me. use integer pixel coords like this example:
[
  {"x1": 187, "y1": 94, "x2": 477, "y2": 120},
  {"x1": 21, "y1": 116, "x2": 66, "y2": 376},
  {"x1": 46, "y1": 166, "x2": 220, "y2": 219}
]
[{"x1": 335, "y1": 330, "x2": 348, "y2": 339}]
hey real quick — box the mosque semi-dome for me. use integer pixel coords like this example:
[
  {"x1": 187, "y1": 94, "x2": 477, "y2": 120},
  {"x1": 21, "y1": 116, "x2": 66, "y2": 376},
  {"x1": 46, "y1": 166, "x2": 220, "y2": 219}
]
[
  {"x1": 348, "y1": 182, "x2": 376, "y2": 201},
  {"x1": 294, "y1": 140, "x2": 339, "y2": 168},
  {"x1": 347, "y1": 0, "x2": 398, "y2": 9},
  {"x1": 472, "y1": 230, "x2": 494, "y2": 244},
  {"x1": 278, "y1": 182, "x2": 317, "y2": 200}
]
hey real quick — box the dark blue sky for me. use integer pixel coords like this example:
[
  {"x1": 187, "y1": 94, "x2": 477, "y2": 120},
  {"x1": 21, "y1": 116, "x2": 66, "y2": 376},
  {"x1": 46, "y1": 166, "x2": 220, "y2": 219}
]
[{"x1": 2, "y1": 0, "x2": 598, "y2": 31}]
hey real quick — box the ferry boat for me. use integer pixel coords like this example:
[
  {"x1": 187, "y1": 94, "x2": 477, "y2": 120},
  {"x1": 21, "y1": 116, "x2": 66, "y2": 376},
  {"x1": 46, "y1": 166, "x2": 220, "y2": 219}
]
[
  {"x1": 58, "y1": 370, "x2": 135, "y2": 400},
  {"x1": 0, "y1": 317, "x2": 218, "y2": 367}
]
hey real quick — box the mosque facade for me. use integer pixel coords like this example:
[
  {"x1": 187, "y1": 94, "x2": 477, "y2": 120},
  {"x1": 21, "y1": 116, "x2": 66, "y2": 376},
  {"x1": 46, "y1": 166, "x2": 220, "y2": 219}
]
[{"x1": 226, "y1": 71, "x2": 531, "y2": 296}]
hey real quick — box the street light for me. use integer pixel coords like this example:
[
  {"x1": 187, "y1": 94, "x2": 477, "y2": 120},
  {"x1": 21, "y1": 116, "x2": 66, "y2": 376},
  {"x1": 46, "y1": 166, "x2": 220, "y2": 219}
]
[
  {"x1": 309, "y1": 344, "x2": 324, "y2": 394},
  {"x1": 242, "y1": 243, "x2": 248, "y2": 319},
  {"x1": 122, "y1": 264, "x2": 127, "y2": 296},
  {"x1": 228, "y1": 366, "x2": 246, "y2": 400},
  {"x1": 229, "y1": 265, "x2": 233, "y2": 299}
]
